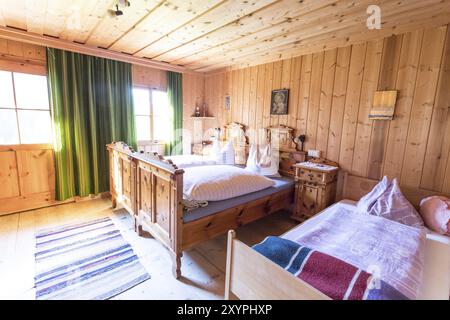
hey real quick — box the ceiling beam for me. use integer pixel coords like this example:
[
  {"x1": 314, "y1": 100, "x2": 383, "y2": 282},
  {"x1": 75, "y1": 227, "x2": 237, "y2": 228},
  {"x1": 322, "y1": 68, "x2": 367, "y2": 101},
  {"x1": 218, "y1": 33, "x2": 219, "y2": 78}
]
[{"x1": 0, "y1": 26, "x2": 200, "y2": 74}]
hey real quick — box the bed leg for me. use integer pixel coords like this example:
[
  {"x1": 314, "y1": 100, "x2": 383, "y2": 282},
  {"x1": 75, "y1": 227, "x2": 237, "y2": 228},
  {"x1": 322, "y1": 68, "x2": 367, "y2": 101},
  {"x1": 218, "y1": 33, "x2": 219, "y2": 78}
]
[
  {"x1": 134, "y1": 216, "x2": 143, "y2": 236},
  {"x1": 171, "y1": 252, "x2": 182, "y2": 279},
  {"x1": 225, "y1": 230, "x2": 236, "y2": 300},
  {"x1": 111, "y1": 197, "x2": 117, "y2": 209}
]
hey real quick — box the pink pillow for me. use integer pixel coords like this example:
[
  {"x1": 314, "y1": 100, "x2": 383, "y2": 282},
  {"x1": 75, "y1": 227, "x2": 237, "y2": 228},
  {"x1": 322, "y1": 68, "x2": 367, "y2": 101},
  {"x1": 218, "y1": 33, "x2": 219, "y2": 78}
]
[
  {"x1": 356, "y1": 176, "x2": 391, "y2": 214},
  {"x1": 419, "y1": 196, "x2": 450, "y2": 235},
  {"x1": 368, "y1": 178, "x2": 424, "y2": 228}
]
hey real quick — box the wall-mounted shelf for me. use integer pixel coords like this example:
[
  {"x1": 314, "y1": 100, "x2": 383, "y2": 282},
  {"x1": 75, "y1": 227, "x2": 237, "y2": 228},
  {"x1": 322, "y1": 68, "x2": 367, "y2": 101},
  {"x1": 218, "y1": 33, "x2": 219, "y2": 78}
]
[{"x1": 190, "y1": 116, "x2": 215, "y2": 119}]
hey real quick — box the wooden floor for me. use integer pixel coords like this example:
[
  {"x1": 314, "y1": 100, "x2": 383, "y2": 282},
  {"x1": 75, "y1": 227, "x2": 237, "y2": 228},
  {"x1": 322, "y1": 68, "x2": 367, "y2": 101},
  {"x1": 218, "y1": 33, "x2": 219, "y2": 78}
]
[{"x1": 0, "y1": 198, "x2": 297, "y2": 300}]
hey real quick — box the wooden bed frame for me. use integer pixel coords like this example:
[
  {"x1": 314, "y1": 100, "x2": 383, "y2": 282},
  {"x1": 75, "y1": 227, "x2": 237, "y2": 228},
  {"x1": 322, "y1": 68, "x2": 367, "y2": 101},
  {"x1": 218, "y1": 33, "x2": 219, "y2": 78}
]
[
  {"x1": 225, "y1": 173, "x2": 450, "y2": 300},
  {"x1": 107, "y1": 124, "x2": 300, "y2": 278}
]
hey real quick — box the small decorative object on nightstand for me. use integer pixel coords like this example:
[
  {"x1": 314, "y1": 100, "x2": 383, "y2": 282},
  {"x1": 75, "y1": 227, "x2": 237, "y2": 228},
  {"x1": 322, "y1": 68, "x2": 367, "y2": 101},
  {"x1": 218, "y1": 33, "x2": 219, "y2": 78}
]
[{"x1": 292, "y1": 159, "x2": 339, "y2": 222}]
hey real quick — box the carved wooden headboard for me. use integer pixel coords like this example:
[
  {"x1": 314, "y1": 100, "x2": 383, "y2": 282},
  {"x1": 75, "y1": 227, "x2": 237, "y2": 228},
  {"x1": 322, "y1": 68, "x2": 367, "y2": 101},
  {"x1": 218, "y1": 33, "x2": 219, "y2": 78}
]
[
  {"x1": 265, "y1": 125, "x2": 306, "y2": 177},
  {"x1": 219, "y1": 122, "x2": 249, "y2": 165},
  {"x1": 340, "y1": 173, "x2": 450, "y2": 209}
]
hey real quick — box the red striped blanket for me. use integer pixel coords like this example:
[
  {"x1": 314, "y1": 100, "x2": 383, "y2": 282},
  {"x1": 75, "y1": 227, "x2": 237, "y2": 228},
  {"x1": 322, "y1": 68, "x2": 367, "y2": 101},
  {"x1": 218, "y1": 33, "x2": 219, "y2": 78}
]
[{"x1": 253, "y1": 236, "x2": 408, "y2": 300}]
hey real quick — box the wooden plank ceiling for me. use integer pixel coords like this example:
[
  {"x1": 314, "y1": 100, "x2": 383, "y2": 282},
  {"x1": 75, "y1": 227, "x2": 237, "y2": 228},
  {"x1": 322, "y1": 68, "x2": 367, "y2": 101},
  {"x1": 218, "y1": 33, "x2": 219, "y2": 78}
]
[{"x1": 0, "y1": 0, "x2": 449, "y2": 72}]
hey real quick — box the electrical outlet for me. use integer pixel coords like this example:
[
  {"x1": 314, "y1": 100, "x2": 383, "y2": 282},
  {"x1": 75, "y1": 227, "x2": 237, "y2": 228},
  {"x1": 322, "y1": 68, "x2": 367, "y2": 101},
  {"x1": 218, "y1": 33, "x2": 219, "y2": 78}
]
[{"x1": 308, "y1": 149, "x2": 321, "y2": 158}]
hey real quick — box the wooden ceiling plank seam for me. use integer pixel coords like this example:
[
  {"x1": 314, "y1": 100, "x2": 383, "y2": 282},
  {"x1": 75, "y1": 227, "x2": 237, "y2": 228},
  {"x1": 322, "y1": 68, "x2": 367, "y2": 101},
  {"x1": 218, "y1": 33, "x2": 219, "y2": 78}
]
[
  {"x1": 196, "y1": 4, "x2": 450, "y2": 71},
  {"x1": 186, "y1": 0, "x2": 382, "y2": 68},
  {"x1": 86, "y1": 0, "x2": 165, "y2": 48},
  {"x1": 74, "y1": 0, "x2": 122, "y2": 44},
  {"x1": 131, "y1": 0, "x2": 230, "y2": 56},
  {"x1": 138, "y1": 0, "x2": 278, "y2": 60},
  {"x1": 173, "y1": 0, "x2": 391, "y2": 67},
  {"x1": 186, "y1": 0, "x2": 438, "y2": 70},
  {"x1": 43, "y1": 0, "x2": 72, "y2": 38},
  {"x1": 165, "y1": 0, "x2": 340, "y2": 64},
  {"x1": 109, "y1": 0, "x2": 223, "y2": 54}
]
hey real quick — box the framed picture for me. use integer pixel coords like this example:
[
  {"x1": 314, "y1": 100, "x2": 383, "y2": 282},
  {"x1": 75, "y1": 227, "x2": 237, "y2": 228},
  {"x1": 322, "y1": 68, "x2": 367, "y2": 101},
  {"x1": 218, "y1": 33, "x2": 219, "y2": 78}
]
[
  {"x1": 270, "y1": 89, "x2": 289, "y2": 115},
  {"x1": 225, "y1": 95, "x2": 231, "y2": 110}
]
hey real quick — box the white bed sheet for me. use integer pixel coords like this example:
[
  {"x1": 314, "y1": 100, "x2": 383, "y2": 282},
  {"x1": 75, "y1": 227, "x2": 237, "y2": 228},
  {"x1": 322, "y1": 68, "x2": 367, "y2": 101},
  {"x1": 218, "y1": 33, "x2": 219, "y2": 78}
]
[{"x1": 282, "y1": 200, "x2": 450, "y2": 300}]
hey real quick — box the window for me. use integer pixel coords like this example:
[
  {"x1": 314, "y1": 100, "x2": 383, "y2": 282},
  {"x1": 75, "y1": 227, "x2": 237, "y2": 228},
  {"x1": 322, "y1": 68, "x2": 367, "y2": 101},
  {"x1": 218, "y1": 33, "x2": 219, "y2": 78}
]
[
  {"x1": 0, "y1": 71, "x2": 52, "y2": 145},
  {"x1": 133, "y1": 87, "x2": 170, "y2": 142}
]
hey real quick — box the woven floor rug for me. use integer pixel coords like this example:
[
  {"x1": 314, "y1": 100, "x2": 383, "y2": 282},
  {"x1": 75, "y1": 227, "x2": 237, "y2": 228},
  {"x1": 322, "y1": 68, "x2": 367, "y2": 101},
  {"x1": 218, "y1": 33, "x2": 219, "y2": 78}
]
[{"x1": 34, "y1": 216, "x2": 150, "y2": 300}]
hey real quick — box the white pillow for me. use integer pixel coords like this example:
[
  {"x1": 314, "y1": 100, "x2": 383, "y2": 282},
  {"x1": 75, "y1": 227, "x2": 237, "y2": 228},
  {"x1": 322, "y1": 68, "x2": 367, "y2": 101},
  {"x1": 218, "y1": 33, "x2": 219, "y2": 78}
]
[
  {"x1": 356, "y1": 175, "x2": 391, "y2": 213},
  {"x1": 214, "y1": 140, "x2": 235, "y2": 165},
  {"x1": 246, "y1": 144, "x2": 280, "y2": 177},
  {"x1": 368, "y1": 178, "x2": 424, "y2": 228},
  {"x1": 183, "y1": 165, "x2": 275, "y2": 201}
]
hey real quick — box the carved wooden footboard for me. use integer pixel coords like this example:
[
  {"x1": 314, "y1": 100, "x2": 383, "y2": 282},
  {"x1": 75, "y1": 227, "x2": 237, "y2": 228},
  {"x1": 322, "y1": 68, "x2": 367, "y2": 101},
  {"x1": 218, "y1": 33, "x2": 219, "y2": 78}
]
[{"x1": 108, "y1": 142, "x2": 185, "y2": 278}]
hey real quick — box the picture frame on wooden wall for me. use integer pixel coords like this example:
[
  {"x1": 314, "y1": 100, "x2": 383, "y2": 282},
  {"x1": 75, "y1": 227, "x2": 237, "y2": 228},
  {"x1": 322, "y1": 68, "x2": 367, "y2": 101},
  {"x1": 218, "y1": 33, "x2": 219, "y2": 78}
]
[
  {"x1": 369, "y1": 90, "x2": 398, "y2": 120},
  {"x1": 270, "y1": 89, "x2": 289, "y2": 115},
  {"x1": 225, "y1": 95, "x2": 231, "y2": 110}
]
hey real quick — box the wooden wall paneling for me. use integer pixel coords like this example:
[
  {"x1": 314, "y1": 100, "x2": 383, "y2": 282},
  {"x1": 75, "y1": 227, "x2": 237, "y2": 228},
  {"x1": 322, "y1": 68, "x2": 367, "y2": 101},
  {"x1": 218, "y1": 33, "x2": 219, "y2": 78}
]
[
  {"x1": 382, "y1": 30, "x2": 424, "y2": 180},
  {"x1": 225, "y1": 70, "x2": 232, "y2": 126},
  {"x1": 242, "y1": 68, "x2": 252, "y2": 131},
  {"x1": 255, "y1": 64, "x2": 266, "y2": 141},
  {"x1": 338, "y1": 43, "x2": 367, "y2": 172},
  {"x1": 231, "y1": 70, "x2": 239, "y2": 123},
  {"x1": 315, "y1": 49, "x2": 337, "y2": 157},
  {"x1": 16, "y1": 149, "x2": 55, "y2": 196},
  {"x1": 236, "y1": 69, "x2": 245, "y2": 124},
  {"x1": 296, "y1": 54, "x2": 312, "y2": 137},
  {"x1": 327, "y1": 46, "x2": 351, "y2": 163},
  {"x1": 401, "y1": 26, "x2": 447, "y2": 188},
  {"x1": 248, "y1": 66, "x2": 258, "y2": 143},
  {"x1": 279, "y1": 58, "x2": 292, "y2": 127},
  {"x1": 305, "y1": 52, "x2": 324, "y2": 151},
  {"x1": 262, "y1": 63, "x2": 274, "y2": 129},
  {"x1": 367, "y1": 34, "x2": 403, "y2": 180},
  {"x1": 351, "y1": 39, "x2": 383, "y2": 177},
  {"x1": 0, "y1": 151, "x2": 20, "y2": 199},
  {"x1": 203, "y1": 24, "x2": 450, "y2": 191},
  {"x1": 421, "y1": 26, "x2": 450, "y2": 191},
  {"x1": 288, "y1": 57, "x2": 302, "y2": 131},
  {"x1": 270, "y1": 60, "x2": 283, "y2": 127}
]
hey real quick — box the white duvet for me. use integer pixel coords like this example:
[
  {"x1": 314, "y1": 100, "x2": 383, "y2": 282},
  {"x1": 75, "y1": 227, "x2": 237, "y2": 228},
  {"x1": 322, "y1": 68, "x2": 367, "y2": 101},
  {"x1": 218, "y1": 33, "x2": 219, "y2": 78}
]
[
  {"x1": 183, "y1": 165, "x2": 275, "y2": 201},
  {"x1": 291, "y1": 205, "x2": 427, "y2": 299},
  {"x1": 166, "y1": 155, "x2": 217, "y2": 169}
]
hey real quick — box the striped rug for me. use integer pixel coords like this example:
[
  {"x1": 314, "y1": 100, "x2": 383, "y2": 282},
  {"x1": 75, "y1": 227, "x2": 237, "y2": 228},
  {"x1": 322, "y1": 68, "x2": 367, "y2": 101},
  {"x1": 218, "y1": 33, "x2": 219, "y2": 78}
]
[{"x1": 34, "y1": 216, "x2": 150, "y2": 300}]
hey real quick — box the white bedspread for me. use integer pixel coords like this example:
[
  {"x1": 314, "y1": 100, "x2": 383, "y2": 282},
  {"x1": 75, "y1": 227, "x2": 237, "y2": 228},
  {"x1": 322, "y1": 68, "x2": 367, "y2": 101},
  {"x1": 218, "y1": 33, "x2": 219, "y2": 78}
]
[
  {"x1": 290, "y1": 205, "x2": 427, "y2": 299},
  {"x1": 166, "y1": 155, "x2": 217, "y2": 169}
]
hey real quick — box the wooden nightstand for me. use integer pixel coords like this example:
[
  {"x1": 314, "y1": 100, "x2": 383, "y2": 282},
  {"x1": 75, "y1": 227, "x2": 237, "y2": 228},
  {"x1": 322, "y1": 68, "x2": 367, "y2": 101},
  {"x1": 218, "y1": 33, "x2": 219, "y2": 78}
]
[{"x1": 292, "y1": 160, "x2": 339, "y2": 222}]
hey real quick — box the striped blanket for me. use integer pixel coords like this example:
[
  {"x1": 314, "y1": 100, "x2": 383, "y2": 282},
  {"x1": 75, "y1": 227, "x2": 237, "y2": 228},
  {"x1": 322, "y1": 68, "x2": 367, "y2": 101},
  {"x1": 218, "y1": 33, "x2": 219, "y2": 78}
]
[{"x1": 253, "y1": 236, "x2": 408, "y2": 300}]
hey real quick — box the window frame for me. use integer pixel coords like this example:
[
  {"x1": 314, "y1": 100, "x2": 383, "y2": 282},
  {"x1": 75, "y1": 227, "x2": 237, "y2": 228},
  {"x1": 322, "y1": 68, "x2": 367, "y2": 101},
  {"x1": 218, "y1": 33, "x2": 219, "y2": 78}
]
[
  {"x1": 133, "y1": 86, "x2": 168, "y2": 145},
  {"x1": 0, "y1": 70, "x2": 52, "y2": 145}
]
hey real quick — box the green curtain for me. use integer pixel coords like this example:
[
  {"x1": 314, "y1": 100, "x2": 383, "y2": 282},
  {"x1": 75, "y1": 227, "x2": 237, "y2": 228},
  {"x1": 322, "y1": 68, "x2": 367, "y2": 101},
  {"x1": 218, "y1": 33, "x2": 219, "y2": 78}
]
[
  {"x1": 47, "y1": 48, "x2": 136, "y2": 201},
  {"x1": 166, "y1": 71, "x2": 183, "y2": 156}
]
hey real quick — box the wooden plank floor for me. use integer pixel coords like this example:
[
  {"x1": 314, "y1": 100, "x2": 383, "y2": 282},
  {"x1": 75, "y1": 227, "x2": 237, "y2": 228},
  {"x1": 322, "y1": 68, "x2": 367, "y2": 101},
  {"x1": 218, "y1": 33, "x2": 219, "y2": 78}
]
[{"x1": 0, "y1": 198, "x2": 297, "y2": 300}]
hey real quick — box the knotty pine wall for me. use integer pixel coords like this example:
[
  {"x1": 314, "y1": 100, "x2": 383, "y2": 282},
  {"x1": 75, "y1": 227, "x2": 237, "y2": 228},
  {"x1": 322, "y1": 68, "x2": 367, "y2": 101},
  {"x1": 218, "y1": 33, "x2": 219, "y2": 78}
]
[{"x1": 204, "y1": 24, "x2": 450, "y2": 194}]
